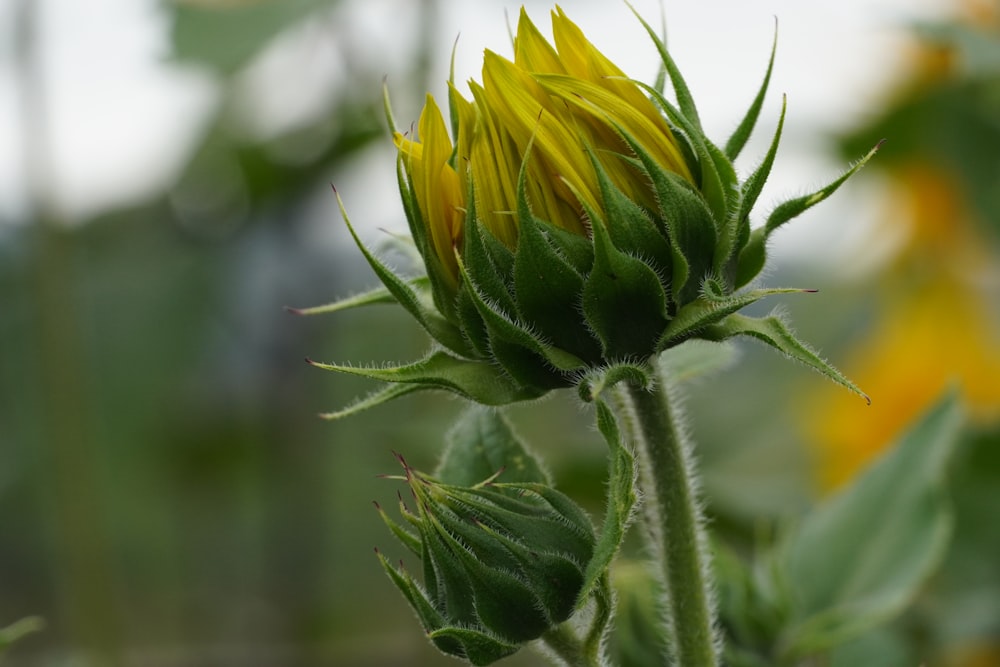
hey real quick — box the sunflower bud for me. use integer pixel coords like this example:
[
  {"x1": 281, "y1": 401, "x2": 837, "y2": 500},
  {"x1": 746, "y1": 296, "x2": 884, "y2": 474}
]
[
  {"x1": 376, "y1": 454, "x2": 595, "y2": 665},
  {"x1": 307, "y1": 6, "x2": 874, "y2": 415}
]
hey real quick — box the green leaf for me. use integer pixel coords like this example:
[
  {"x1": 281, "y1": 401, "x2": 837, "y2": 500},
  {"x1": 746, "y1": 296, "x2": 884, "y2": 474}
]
[
  {"x1": 335, "y1": 188, "x2": 473, "y2": 357},
  {"x1": 777, "y1": 393, "x2": 963, "y2": 659},
  {"x1": 725, "y1": 20, "x2": 778, "y2": 161},
  {"x1": 307, "y1": 350, "x2": 543, "y2": 406},
  {"x1": 436, "y1": 406, "x2": 550, "y2": 486},
  {"x1": 579, "y1": 400, "x2": 638, "y2": 603},
  {"x1": 703, "y1": 312, "x2": 869, "y2": 404},
  {"x1": 0, "y1": 617, "x2": 44, "y2": 654}
]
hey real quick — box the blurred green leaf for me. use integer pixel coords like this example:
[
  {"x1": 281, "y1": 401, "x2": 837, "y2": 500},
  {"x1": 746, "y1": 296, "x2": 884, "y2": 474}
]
[
  {"x1": 778, "y1": 392, "x2": 963, "y2": 659},
  {"x1": 170, "y1": 0, "x2": 332, "y2": 74},
  {"x1": 0, "y1": 616, "x2": 44, "y2": 655},
  {"x1": 435, "y1": 407, "x2": 549, "y2": 486}
]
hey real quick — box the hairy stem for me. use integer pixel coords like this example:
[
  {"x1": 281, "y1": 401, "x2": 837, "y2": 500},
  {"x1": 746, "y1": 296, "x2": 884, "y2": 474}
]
[
  {"x1": 623, "y1": 375, "x2": 718, "y2": 667},
  {"x1": 539, "y1": 623, "x2": 602, "y2": 667}
]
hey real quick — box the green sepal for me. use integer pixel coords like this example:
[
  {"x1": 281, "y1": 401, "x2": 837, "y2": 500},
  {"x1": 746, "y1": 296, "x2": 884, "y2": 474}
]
[
  {"x1": 735, "y1": 142, "x2": 881, "y2": 288},
  {"x1": 444, "y1": 486, "x2": 595, "y2": 563},
  {"x1": 429, "y1": 627, "x2": 520, "y2": 666},
  {"x1": 433, "y1": 517, "x2": 551, "y2": 643},
  {"x1": 436, "y1": 406, "x2": 550, "y2": 486},
  {"x1": 632, "y1": 81, "x2": 729, "y2": 226},
  {"x1": 455, "y1": 282, "x2": 492, "y2": 358},
  {"x1": 628, "y1": 3, "x2": 702, "y2": 132},
  {"x1": 335, "y1": 188, "x2": 472, "y2": 357},
  {"x1": 285, "y1": 282, "x2": 405, "y2": 316},
  {"x1": 457, "y1": 256, "x2": 587, "y2": 375},
  {"x1": 543, "y1": 222, "x2": 595, "y2": 275},
  {"x1": 641, "y1": 154, "x2": 718, "y2": 306},
  {"x1": 307, "y1": 350, "x2": 544, "y2": 406},
  {"x1": 731, "y1": 94, "x2": 787, "y2": 285},
  {"x1": 580, "y1": 206, "x2": 670, "y2": 361},
  {"x1": 480, "y1": 521, "x2": 587, "y2": 624},
  {"x1": 588, "y1": 149, "x2": 675, "y2": 286},
  {"x1": 702, "y1": 312, "x2": 870, "y2": 404},
  {"x1": 725, "y1": 19, "x2": 778, "y2": 161},
  {"x1": 577, "y1": 362, "x2": 653, "y2": 403},
  {"x1": 376, "y1": 502, "x2": 422, "y2": 556},
  {"x1": 777, "y1": 393, "x2": 962, "y2": 660},
  {"x1": 513, "y1": 202, "x2": 600, "y2": 362},
  {"x1": 657, "y1": 284, "x2": 810, "y2": 350},
  {"x1": 318, "y1": 383, "x2": 425, "y2": 420},
  {"x1": 463, "y1": 216, "x2": 518, "y2": 315},
  {"x1": 375, "y1": 551, "x2": 452, "y2": 644},
  {"x1": 579, "y1": 399, "x2": 638, "y2": 604}
]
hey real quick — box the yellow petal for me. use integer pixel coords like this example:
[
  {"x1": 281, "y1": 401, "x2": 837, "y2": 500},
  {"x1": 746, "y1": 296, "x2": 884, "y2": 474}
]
[
  {"x1": 535, "y1": 73, "x2": 693, "y2": 184},
  {"x1": 513, "y1": 7, "x2": 565, "y2": 74},
  {"x1": 398, "y1": 94, "x2": 463, "y2": 286}
]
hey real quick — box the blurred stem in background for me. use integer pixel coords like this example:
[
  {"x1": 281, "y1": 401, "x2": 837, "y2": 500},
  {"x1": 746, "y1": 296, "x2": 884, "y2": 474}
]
[{"x1": 14, "y1": 0, "x2": 122, "y2": 661}]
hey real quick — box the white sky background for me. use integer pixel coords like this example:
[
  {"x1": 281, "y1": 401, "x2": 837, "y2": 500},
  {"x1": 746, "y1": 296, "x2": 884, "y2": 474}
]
[{"x1": 0, "y1": 0, "x2": 958, "y2": 261}]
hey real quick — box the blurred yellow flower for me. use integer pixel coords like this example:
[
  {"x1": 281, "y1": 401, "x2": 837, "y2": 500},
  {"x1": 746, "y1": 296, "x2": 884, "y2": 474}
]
[
  {"x1": 806, "y1": 277, "x2": 1000, "y2": 490},
  {"x1": 805, "y1": 0, "x2": 1000, "y2": 492}
]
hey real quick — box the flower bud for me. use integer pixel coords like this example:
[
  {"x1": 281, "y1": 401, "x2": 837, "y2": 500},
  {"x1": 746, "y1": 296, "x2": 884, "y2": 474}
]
[
  {"x1": 308, "y1": 5, "x2": 874, "y2": 417},
  {"x1": 376, "y1": 455, "x2": 595, "y2": 665}
]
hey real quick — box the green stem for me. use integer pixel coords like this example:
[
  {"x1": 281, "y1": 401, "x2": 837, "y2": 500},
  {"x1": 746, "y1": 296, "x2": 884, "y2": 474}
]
[
  {"x1": 623, "y1": 375, "x2": 718, "y2": 667},
  {"x1": 539, "y1": 623, "x2": 602, "y2": 667}
]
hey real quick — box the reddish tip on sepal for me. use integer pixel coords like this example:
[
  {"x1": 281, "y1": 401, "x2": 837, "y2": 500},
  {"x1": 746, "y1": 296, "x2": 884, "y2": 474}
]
[{"x1": 284, "y1": 305, "x2": 305, "y2": 315}]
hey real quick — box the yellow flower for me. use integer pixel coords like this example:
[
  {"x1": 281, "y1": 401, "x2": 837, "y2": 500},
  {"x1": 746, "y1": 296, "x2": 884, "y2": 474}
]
[
  {"x1": 314, "y1": 3, "x2": 876, "y2": 411},
  {"x1": 394, "y1": 7, "x2": 692, "y2": 287}
]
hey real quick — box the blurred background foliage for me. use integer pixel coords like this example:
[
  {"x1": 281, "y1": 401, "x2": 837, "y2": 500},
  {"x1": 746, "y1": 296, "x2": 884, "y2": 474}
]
[{"x1": 1, "y1": 0, "x2": 998, "y2": 666}]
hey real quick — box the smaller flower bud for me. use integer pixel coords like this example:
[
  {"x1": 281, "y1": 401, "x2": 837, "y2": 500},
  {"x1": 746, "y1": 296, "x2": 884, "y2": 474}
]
[{"x1": 376, "y1": 454, "x2": 596, "y2": 665}]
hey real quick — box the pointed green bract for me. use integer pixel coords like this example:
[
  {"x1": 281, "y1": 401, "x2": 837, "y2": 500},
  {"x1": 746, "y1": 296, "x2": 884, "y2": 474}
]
[
  {"x1": 628, "y1": 2, "x2": 702, "y2": 132},
  {"x1": 318, "y1": 383, "x2": 426, "y2": 420},
  {"x1": 513, "y1": 208, "x2": 599, "y2": 362},
  {"x1": 725, "y1": 20, "x2": 778, "y2": 161},
  {"x1": 582, "y1": 211, "x2": 670, "y2": 361},
  {"x1": 658, "y1": 286, "x2": 809, "y2": 350},
  {"x1": 733, "y1": 95, "x2": 787, "y2": 275},
  {"x1": 285, "y1": 283, "x2": 401, "y2": 316},
  {"x1": 736, "y1": 141, "x2": 882, "y2": 287},
  {"x1": 308, "y1": 350, "x2": 544, "y2": 406},
  {"x1": 336, "y1": 188, "x2": 471, "y2": 357},
  {"x1": 703, "y1": 312, "x2": 869, "y2": 403}
]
